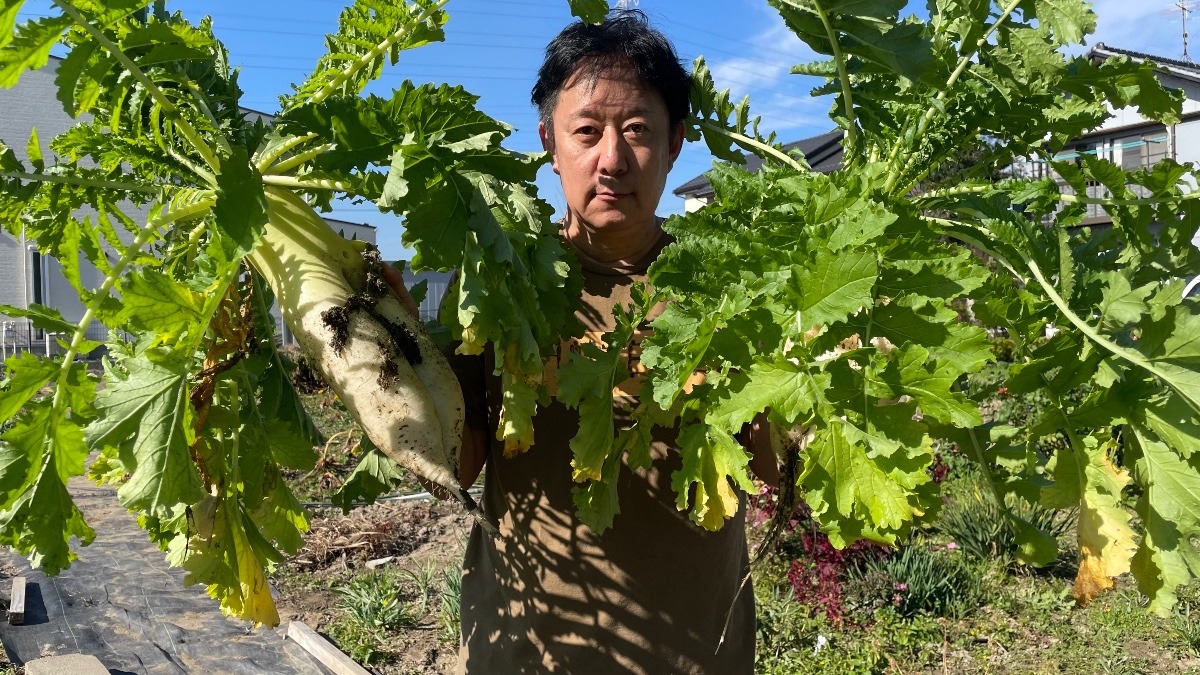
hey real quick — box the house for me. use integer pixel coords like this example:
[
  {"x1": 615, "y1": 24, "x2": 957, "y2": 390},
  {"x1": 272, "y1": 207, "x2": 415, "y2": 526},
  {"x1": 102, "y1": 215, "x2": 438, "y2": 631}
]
[
  {"x1": 1009, "y1": 44, "x2": 1200, "y2": 225},
  {"x1": 0, "y1": 57, "x2": 375, "y2": 357},
  {"x1": 397, "y1": 264, "x2": 455, "y2": 323},
  {"x1": 672, "y1": 129, "x2": 844, "y2": 212}
]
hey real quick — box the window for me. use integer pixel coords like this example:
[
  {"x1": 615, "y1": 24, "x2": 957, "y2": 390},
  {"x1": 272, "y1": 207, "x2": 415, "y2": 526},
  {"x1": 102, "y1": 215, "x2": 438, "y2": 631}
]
[{"x1": 1118, "y1": 130, "x2": 1170, "y2": 170}]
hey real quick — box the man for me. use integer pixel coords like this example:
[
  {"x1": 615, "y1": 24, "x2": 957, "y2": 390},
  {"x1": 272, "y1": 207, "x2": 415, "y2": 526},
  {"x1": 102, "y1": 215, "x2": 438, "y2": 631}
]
[{"x1": 447, "y1": 12, "x2": 779, "y2": 675}]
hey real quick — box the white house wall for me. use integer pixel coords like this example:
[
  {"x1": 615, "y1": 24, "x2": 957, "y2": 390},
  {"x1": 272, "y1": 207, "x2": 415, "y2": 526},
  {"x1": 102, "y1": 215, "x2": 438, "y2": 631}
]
[
  {"x1": 1094, "y1": 73, "x2": 1200, "y2": 134},
  {"x1": 1174, "y1": 118, "x2": 1200, "y2": 166}
]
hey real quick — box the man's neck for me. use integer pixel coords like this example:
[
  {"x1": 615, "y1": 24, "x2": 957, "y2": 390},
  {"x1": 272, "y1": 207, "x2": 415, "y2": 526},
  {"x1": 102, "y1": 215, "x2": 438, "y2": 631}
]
[{"x1": 563, "y1": 215, "x2": 662, "y2": 267}]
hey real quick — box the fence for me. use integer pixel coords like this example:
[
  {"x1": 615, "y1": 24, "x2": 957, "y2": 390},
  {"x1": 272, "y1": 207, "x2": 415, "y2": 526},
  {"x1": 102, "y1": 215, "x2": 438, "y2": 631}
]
[{"x1": 0, "y1": 318, "x2": 117, "y2": 362}]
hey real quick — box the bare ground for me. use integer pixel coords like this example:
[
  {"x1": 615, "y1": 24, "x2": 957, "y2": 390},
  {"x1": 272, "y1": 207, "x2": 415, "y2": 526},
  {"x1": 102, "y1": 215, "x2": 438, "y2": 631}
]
[{"x1": 272, "y1": 499, "x2": 472, "y2": 675}]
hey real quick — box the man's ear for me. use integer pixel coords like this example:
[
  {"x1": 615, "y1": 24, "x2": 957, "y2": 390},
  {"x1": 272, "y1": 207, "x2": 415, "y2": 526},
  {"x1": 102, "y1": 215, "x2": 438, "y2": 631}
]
[
  {"x1": 539, "y1": 121, "x2": 560, "y2": 175},
  {"x1": 667, "y1": 120, "x2": 685, "y2": 169}
]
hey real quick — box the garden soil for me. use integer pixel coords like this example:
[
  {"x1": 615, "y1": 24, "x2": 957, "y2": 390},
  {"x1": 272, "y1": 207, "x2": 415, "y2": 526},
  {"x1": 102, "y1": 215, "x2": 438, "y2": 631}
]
[
  {"x1": 274, "y1": 499, "x2": 473, "y2": 675},
  {"x1": 0, "y1": 477, "x2": 329, "y2": 675}
]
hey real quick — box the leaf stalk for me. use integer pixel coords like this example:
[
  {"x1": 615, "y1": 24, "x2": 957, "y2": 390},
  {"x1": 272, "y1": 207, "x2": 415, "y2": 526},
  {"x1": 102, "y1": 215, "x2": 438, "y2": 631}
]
[
  {"x1": 695, "y1": 120, "x2": 807, "y2": 172},
  {"x1": 885, "y1": 0, "x2": 1024, "y2": 194},
  {"x1": 812, "y1": 0, "x2": 857, "y2": 151}
]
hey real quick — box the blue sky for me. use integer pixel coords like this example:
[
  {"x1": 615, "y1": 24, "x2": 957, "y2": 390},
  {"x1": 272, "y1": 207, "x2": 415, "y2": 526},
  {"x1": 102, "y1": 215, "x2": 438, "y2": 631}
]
[{"x1": 13, "y1": 0, "x2": 1197, "y2": 260}]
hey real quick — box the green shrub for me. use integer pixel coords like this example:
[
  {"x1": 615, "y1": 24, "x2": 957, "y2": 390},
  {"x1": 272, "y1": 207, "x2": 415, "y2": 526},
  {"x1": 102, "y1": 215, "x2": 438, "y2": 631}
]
[
  {"x1": 847, "y1": 544, "x2": 985, "y2": 619},
  {"x1": 937, "y1": 487, "x2": 1073, "y2": 567}
]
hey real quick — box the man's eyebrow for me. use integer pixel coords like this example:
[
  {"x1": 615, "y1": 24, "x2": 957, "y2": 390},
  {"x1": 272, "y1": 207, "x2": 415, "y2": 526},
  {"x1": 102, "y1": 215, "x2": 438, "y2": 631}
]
[{"x1": 569, "y1": 105, "x2": 655, "y2": 119}]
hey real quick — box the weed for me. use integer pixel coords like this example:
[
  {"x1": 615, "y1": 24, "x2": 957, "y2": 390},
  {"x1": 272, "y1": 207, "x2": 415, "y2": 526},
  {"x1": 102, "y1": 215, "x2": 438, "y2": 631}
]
[
  {"x1": 848, "y1": 543, "x2": 986, "y2": 619},
  {"x1": 402, "y1": 562, "x2": 440, "y2": 615},
  {"x1": 439, "y1": 565, "x2": 463, "y2": 645},
  {"x1": 1173, "y1": 601, "x2": 1200, "y2": 656},
  {"x1": 326, "y1": 614, "x2": 389, "y2": 665},
  {"x1": 936, "y1": 485, "x2": 1073, "y2": 567},
  {"x1": 336, "y1": 572, "x2": 418, "y2": 631}
]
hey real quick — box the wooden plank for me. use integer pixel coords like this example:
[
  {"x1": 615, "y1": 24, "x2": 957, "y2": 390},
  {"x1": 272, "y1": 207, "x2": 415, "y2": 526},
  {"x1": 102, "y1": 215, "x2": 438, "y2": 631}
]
[
  {"x1": 8, "y1": 576, "x2": 25, "y2": 625},
  {"x1": 286, "y1": 620, "x2": 370, "y2": 675}
]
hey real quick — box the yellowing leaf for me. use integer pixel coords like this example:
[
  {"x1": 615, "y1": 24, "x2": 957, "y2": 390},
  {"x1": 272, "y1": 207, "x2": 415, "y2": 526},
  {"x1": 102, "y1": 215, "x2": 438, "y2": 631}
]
[
  {"x1": 168, "y1": 494, "x2": 281, "y2": 626},
  {"x1": 498, "y1": 372, "x2": 538, "y2": 456},
  {"x1": 1072, "y1": 438, "x2": 1136, "y2": 605},
  {"x1": 800, "y1": 422, "x2": 925, "y2": 547},
  {"x1": 673, "y1": 424, "x2": 756, "y2": 530}
]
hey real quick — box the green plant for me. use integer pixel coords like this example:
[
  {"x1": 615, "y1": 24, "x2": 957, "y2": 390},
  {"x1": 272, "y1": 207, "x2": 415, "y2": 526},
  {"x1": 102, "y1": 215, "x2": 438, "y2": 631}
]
[
  {"x1": 1173, "y1": 601, "x2": 1200, "y2": 656},
  {"x1": 438, "y1": 565, "x2": 462, "y2": 645},
  {"x1": 336, "y1": 572, "x2": 418, "y2": 631},
  {"x1": 401, "y1": 561, "x2": 440, "y2": 615},
  {"x1": 0, "y1": 0, "x2": 585, "y2": 626},
  {"x1": 937, "y1": 486, "x2": 1075, "y2": 567},
  {"x1": 849, "y1": 544, "x2": 986, "y2": 619},
  {"x1": 326, "y1": 614, "x2": 389, "y2": 665}
]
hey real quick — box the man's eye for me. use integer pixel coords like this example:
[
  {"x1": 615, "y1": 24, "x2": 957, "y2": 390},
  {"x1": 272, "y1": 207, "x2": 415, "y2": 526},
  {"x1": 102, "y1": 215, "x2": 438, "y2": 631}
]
[
  {"x1": 575, "y1": 126, "x2": 598, "y2": 136},
  {"x1": 627, "y1": 123, "x2": 648, "y2": 135}
]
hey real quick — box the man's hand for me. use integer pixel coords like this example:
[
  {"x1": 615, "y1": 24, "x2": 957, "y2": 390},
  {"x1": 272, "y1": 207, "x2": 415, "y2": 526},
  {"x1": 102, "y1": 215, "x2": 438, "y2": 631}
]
[
  {"x1": 741, "y1": 412, "x2": 781, "y2": 488},
  {"x1": 378, "y1": 263, "x2": 422, "y2": 318}
]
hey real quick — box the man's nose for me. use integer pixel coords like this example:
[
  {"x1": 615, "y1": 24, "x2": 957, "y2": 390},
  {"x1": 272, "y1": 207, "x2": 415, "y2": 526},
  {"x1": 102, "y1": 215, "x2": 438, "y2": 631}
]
[{"x1": 598, "y1": 130, "x2": 629, "y2": 175}]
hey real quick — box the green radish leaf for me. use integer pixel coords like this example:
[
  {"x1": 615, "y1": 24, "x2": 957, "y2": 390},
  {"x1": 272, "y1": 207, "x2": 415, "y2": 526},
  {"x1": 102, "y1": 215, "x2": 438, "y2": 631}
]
[
  {"x1": 0, "y1": 14, "x2": 71, "y2": 88},
  {"x1": 799, "y1": 422, "x2": 926, "y2": 547},
  {"x1": 707, "y1": 359, "x2": 831, "y2": 430},
  {"x1": 1128, "y1": 426, "x2": 1200, "y2": 615},
  {"x1": 0, "y1": 353, "x2": 59, "y2": 426},
  {"x1": 567, "y1": 0, "x2": 609, "y2": 23},
  {"x1": 213, "y1": 147, "x2": 267, "y2": 255},
  {"x1": 0, "y1": 1, "x2": 26, "y2": 49},
  {"x1": 116, "y1": 269, "x2": 206, "y2": 340},
  {"x1": 0, "y1": 403, "x2": 95, "y2": 575},
  {"x1": 0, "y1": 303, "x2": 80, "y2": 335},
  {"x1": 24, "y1": 127, "x2": 40, "y2": 171},
  {"x1": 284, "y1": 0, "x2": 447, "y2": 108},
  {"x1": 330, "y1": 441, "x2": 408, "y2": 512},
  {"x1": 87, "y1": 353, "x2": 205, "y2": 516},
  {"x1": 792, "y1": 247, "x2": 879, "y2": 332}
]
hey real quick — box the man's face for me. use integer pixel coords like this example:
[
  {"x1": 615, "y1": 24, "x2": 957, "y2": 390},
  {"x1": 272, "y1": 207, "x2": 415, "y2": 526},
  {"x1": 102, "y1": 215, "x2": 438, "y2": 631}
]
[{"x1": 540, "y1": 67, "x2": 684, "y2": 237}]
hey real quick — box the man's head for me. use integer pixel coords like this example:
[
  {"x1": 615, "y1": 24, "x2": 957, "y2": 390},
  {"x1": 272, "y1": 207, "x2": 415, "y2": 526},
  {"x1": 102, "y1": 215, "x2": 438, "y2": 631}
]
[
  {"x1": 532, "y1": 11, "x2": 690, "y2": 133},
  {"x1": 532, "y1": 11, "x2": 689, "y2": 245}
]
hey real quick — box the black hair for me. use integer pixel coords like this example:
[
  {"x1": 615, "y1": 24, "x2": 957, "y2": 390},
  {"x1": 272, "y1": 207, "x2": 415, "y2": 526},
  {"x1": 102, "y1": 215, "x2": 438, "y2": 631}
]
[{"x1": 531, "y1": 10, "x2": 690, "y2": 131}]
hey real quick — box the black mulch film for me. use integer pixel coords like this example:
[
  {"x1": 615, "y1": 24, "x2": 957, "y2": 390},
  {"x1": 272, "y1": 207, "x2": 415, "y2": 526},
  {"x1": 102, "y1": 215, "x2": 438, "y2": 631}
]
[{"x1": 0, "y1": 480, "x2": 330, "y2": 675}]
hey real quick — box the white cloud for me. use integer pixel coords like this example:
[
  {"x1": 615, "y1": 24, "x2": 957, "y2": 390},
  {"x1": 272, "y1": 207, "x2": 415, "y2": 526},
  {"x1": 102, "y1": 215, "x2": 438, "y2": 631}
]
[
  {"x1": 1087, "y1": 0, "x2": 1193, "y2": 59},
  {"x1": 708, "y1": 18, "x2": 818, "y2": 93},
  {"x1": 703, "y1": 12, "x2": 832, "y2": 140}
]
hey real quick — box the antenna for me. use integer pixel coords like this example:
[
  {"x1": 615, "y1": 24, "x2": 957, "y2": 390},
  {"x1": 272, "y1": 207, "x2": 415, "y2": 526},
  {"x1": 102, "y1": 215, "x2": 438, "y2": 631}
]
[{"x1": 1173, "y1": 0, "x2": 1195, "y2": 62}]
